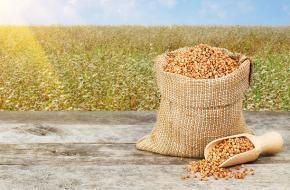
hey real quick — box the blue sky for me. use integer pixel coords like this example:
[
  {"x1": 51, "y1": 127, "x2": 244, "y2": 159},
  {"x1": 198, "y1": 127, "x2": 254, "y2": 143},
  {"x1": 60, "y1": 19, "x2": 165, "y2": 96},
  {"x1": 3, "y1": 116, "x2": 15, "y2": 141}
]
[{"x1": 0, "y1": 0, "x2": 289, "y2": 25}]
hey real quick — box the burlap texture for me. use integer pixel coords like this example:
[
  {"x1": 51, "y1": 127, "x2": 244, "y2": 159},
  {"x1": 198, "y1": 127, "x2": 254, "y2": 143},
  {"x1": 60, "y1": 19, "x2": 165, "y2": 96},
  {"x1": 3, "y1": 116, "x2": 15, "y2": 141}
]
[{"x1": 136, "y1": 47, "x2": 253, "y2": 158}]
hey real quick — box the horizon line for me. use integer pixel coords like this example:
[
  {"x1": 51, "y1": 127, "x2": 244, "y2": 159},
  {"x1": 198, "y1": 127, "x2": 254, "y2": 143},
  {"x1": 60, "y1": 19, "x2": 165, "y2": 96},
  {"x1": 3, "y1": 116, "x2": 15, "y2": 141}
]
[{"x1": 0, "y1": 24, "x2": 290, "y2": 27}]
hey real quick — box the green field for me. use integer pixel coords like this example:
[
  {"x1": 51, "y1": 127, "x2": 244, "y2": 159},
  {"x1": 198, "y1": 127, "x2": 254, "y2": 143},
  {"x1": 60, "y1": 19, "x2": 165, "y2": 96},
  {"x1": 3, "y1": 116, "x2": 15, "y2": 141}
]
[{"x1": 0, "y1": 26, "x2": 289, "y2": 111}]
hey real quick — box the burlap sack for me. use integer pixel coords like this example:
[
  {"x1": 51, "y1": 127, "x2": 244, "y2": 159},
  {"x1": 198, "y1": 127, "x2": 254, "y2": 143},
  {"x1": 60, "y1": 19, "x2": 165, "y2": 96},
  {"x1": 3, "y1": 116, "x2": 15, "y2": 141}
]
[{"x1": 136, "y1": 47, "x2": 253, "y2": 158}]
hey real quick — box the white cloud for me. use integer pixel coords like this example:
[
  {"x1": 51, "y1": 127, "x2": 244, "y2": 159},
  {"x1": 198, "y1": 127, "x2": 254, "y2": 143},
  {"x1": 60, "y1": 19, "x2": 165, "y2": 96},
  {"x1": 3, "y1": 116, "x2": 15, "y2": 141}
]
[
  {"x1": 0, "y1": 0, "x2": 138, "y2": 25},
  {"x1": 0, "y1": 0, "x2": 31, "y2": 25},
  {"x1": 97, "y1": 0, "x2": 136, "y2": 19},
  {"x1": 199, "y1": 2, "x2": 226, "y2": 19},
  {"x1": 199, "y1": 0, "x2": 254, "y2": 20},
  {"x1": 158, "y1": 0, "x2": 177, "y2": 8},
  {"x1": 0, "y1": 0, "x2": 262, "y2": 25},
  {"x1": 0, "y1": 0, "x2": 67, "y2": 25}
]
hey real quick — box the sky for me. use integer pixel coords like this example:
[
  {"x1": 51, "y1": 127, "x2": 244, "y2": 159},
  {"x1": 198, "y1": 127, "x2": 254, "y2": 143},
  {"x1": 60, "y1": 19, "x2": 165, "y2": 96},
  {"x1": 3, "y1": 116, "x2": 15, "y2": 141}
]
[{"x1": 0, "y1": 0, "x2": 289, "y2": 25}]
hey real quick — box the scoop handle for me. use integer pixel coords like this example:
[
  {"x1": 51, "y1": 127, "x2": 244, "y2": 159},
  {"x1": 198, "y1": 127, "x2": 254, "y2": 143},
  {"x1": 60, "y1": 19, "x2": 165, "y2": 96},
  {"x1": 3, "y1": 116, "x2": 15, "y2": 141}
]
[{"x1": 255, "y1": 132, "x2": 283, "y2": 155}]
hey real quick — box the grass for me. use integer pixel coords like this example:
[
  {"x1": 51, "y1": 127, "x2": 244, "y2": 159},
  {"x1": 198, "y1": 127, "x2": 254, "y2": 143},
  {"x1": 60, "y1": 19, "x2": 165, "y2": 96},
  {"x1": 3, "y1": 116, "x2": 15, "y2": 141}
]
[{"x1": 0, "y1": 26, "x2": 289, "y2": 111}]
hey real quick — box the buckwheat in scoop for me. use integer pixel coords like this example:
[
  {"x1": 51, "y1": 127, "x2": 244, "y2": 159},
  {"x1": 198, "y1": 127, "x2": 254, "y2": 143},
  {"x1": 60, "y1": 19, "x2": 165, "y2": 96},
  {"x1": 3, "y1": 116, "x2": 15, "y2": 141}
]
[
  {"x1": 164, "y1": 44, "x2": 239, "y2": 79},
  {"x1": 181, "y1": 137, "x2": 255, "y2": 181}
]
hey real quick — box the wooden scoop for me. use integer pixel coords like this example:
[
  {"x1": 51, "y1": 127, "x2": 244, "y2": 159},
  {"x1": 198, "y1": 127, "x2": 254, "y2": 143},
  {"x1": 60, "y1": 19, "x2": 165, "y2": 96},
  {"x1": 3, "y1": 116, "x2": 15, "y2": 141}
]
[{"x1": 204, "y1": 132, "x2": 283, "y2": 167}]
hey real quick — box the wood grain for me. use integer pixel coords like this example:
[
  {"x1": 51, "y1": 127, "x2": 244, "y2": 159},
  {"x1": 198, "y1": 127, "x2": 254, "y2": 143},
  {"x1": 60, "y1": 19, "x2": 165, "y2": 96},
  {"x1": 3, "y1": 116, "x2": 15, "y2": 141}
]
[
  {"x1": 0, "y1": 143, "x2": 288, "y2": 166},
  {"x1": 0, "y1": 164, "x2": 289, "y2": 190},
  {"x1": 0, "y1": 111, "x2": 289, "y2": 190}
]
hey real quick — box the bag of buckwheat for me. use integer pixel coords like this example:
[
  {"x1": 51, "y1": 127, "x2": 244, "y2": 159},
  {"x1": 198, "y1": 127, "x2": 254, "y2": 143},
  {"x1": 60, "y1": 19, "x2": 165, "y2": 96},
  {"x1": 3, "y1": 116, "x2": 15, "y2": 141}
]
[{"x1": 136, "y1": 44, "x2": 253, "y2": 157}]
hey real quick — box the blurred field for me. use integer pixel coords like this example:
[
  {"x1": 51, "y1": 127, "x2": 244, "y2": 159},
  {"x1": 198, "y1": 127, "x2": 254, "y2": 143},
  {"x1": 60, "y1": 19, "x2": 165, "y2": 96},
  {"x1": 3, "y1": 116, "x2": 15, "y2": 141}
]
[{"x1": 0, "y1": 26, "x2": 289, "y2": 111}]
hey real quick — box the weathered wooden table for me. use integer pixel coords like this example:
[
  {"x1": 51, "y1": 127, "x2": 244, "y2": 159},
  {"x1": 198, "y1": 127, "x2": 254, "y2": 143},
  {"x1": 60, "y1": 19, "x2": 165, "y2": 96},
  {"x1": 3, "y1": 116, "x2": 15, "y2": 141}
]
[{"x1": 0, "y1": 111, "x2": 289, "y2": 190}]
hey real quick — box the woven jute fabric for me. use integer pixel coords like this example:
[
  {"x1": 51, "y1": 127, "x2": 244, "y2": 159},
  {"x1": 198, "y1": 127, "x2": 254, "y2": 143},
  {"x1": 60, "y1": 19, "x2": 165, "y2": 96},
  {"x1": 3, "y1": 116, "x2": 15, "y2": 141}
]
[{"x1": 136, "y1": 47, "x2": 253, "y2": 158}]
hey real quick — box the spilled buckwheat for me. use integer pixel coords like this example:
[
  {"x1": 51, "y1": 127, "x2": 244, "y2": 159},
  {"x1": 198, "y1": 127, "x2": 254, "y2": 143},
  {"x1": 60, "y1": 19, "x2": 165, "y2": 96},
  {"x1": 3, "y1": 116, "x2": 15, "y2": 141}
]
[
  {"x1": 164, "y1": 44, "x2": 239, "y2": 79},
  {"x1": 181, "y1": 137, "x2": 255, "y2": 181}
]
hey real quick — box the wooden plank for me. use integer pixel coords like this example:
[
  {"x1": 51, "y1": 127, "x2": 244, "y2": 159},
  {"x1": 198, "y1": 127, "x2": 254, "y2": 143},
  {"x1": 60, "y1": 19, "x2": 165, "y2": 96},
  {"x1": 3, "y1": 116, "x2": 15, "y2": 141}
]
[
  {"x1": 0, "y1": 164, "x2": 289, "y2": 190},
  {"x1": 0, "y1": 111, "x2": 288, "y2": 144},
  {"x1": 0, "y1": 123, "x2": 150, "y2": 144},
  {"x1": 0, "y1": 122, "x2": 289, "y2": 144},
  {"x1": 0, "y1": 143, "x2": 288, "y2": 166}
]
